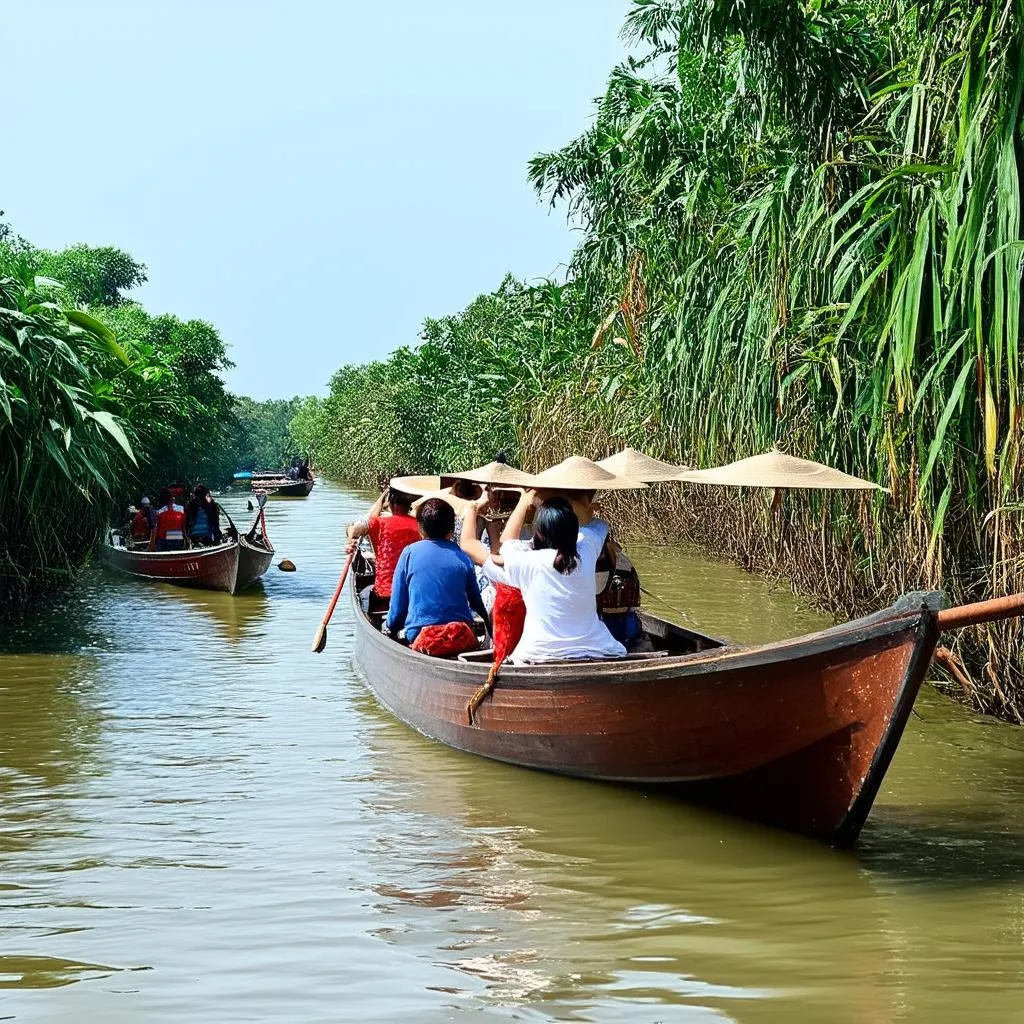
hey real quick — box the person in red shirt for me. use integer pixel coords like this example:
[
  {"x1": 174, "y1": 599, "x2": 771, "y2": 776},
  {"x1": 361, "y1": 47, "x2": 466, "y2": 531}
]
[{"x1": 345, "y1": 487, "x2": 421, "y2": 605}]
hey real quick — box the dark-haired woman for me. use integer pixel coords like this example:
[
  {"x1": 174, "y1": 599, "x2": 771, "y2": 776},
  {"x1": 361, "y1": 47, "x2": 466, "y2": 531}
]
[
  {"x1": 480, "y1": 491, "x2": 625, "y2": 664},
  {"x1": 185, "y1": 485, "x2": 222, "y2": 546}
]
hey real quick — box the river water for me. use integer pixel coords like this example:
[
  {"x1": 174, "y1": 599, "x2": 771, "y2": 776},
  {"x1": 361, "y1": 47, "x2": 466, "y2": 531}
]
[{"x1": 2, "y1": 482, "x2": 1023, "y2": 1022}]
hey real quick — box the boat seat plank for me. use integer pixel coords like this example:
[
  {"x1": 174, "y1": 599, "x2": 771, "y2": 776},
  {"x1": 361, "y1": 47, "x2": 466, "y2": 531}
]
[{"x1": 456, "y1": 648, "x2": 670, "y2": 665}]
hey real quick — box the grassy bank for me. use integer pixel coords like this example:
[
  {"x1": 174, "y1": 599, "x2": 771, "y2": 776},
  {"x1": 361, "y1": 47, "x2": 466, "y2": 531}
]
[{"x1": 294, "y1": 0, "x2": 1024, "y2": 721}]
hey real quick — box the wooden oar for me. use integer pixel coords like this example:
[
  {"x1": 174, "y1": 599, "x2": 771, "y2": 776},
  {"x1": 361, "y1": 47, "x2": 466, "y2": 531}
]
[
  {"x1": 311, "y1": 547, "x2": 358, "y2": 653},
  {"x1": 638, "y1": 584, "x2": 695, "y2": 625},
  {"x1": 938, "y1": 592, "x2": 1024, "y2": 631}
]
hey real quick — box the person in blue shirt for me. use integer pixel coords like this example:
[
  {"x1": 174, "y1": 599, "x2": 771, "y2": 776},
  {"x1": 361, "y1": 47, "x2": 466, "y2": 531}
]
[{"x1": 386, "y1": 498, "x2": 490, "y2": 653}]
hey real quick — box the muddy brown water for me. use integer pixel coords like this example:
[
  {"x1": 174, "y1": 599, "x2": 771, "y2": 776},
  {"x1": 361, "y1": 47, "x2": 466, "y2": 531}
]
[{"x1": 2, "y1": 481, "x2": 1023, "y2": 1022}]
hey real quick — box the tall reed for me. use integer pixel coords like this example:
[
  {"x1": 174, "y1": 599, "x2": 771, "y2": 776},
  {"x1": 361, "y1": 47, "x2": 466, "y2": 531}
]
[{"x1": 298, "y1": 0, "x2": 1024, "y2": 719}]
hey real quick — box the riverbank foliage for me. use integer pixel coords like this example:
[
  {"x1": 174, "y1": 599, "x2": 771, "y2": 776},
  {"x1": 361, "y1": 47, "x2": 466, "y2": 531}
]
[
  {"x1": 0, "y1": 225, "x2": 243, "y2": 618},
  {"x1": 299, "y1": 0, "x2": 1024, "y2": 718},
  {"x1": 234, "y1": 396, "x2": 307, "y2": 473}
]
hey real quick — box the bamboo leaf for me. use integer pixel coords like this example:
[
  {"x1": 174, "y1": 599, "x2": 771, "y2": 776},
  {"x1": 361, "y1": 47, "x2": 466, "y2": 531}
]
[
  {"x1": 919, "y1": 359, "x2": 973, "y2": 498},
  {"x1": 64, "y1": 309, "x2": 130, "y2": 366},
  {"x1": 82, "y1": 408, "x2": 137, "y2": 464},
  {"x1": 985, "y1": 380, "x2": 998, "y2": 477},
  {"x1": 926, "y1": 482, "x2": 952, "y2": 575}
]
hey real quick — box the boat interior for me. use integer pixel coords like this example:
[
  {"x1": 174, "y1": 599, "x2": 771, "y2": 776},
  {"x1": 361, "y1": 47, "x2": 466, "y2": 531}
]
[{"x1": 352, "y1": 551, "x2": 725, "y2": 662}]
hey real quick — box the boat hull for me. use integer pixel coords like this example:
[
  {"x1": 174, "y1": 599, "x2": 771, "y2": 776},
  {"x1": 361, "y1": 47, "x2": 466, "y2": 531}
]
[
  {"x1": 351, "y1": 585, "x2": 940, "y2": 846},
  {"x1": 103, "y1": 536, "x2": 274, "y2": 595},
  {"x1": 234, "y1": 536, "x2": 276, "y2": 591},
  {"x1": 251, "y1": 478, "x2": 314, "y2": 498}
]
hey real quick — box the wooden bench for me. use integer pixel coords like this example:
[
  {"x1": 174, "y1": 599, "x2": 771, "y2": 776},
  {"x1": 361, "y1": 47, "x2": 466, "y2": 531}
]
[{"x1": 456, "y1": 648, "x2": 670, "y2": 664}]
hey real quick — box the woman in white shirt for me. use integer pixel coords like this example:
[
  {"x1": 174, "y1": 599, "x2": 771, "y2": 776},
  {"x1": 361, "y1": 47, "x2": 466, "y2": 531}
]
[{"x1": 472, "y1": 489, "x2": 626, "y2": 664}]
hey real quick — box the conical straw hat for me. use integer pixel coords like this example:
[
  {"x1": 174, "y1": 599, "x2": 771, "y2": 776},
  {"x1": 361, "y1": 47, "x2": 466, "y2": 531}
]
[
  {"x1": 411, "y1": 487, "x2": 475, "y2": 516},
  {"x1": 444, "y1": 461, "x2": 535, "y2": 487},
  {"x1": 678, "y1": 451, "x2": 887, "y2": 491},
  {"x1": 389, "y1": 475, "x2": 442, "y2": 496},
  {"x1": 596, "y1": 447, "x2": 690, "y2": 483},
  {"x1": 526, "y1": 456, "x2": 647, "y2": 492}
]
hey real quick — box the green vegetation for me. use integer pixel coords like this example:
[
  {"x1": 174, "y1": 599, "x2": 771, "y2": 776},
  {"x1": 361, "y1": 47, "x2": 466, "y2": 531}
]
[
  {"x1": 299, "y1": 0, "x2": 1024, "y2": 719},
  {"x1": 0, "y1": 223, "x2": 296, "y2": 619},
  {"x1": 290, "y1": 278, "x2": 592, "y2": 480},
  {"x1": 0, "y1": 268, "x2": 136, "y2": 616},
  {"x1": 234, "y1": 396, "x2": 307, "y2": 473}
]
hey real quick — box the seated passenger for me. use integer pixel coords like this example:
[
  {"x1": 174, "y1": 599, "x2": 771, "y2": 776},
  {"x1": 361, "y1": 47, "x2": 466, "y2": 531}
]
[
  {"x1": 449, "y1": 479, "x2": 484, "y2": 545},
  {"x1": 346, "y1": 487, "x2": 421, "y2": 607},
  {"x1": 185, "y1": 484, "x2": 223, "y2": 546},
  {"x1": 386, "y1": 498, "x2": 489, "y2": 656},
  {"x1": 140, "y1": 495, "x2": 157, "y2": 531},
  {"x1": 129, "y1": 497, "x2": 154, "y2": 544},
  {"x1": 532, "y1": 485, "x2": 647, "y2": 647},
  {"x1": 150, "y1": 488, "x2": 186, "y2": 551},
  {"x1": 482, "y1": 491, "x2": 625, "y2": 664},
  {"x1": 446, "y1": 480, "x2": 507, "y2": 612},
  {"x1": 595, "y1": 537, "x2": 647, "y2": 648}
]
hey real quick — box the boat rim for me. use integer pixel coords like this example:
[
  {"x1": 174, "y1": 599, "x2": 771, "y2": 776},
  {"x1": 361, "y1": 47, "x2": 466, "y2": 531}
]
[
  {"x1": 105, "y1": 539, "x2": 237, "y2": 557},
  {"x1": 351, "y1": 575, "x2": 941, "y2": 686}
]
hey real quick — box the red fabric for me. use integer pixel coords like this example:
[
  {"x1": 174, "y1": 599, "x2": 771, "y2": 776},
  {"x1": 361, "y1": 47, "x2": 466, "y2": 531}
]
[
  {"x1": 368, "y1": 514, "x2": 421, "y2": 598},
  {"x1": 410, "y1": 621, "x2": 478, "y2": 657},
  {"x1": 492, "y1": 582, "x2": 526, "y2": 665},
  {"x1": 130, "y1": 510, "x2": 151, "y2": 540},
  {"x1": 154, "y1": 507, "x2": 185, "y2": 541}
]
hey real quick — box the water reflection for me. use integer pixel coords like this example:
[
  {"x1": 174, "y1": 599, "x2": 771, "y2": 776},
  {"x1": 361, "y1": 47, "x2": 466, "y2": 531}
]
[
  {"x1": 350, "y1": 656, "x2": 1024, "y2": 1022},
  {"x1": 0, "y1": 654, "x2": 104, "y2": 855},
  {"x1": 352, "y1": 685, "x2": 899, "y2": 1023},
  {"x1": 0, "y1": 954, "x2": 130, "y2": 990},
  {"x1": 628, "y1": 541, "x2": 829, "y2": 645},
  {"x1": 169, "y1": 585, "x2": 270, "y2": 644},
  {"x1": 1, "y1": 482, "x2": 1023, "y2": 1022}
]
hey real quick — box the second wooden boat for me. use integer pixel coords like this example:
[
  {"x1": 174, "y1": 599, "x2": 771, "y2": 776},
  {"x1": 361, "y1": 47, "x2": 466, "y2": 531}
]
[
  {"x1": 102, "y1": 533, "x2": 274, "y2": 594},
  {"x1": 349, "y1": 553, "x2": 1019, "y2": 847}
]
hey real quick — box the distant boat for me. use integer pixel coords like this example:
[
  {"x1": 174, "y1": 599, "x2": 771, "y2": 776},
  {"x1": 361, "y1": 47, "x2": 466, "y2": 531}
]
[
  {"x1": 250, "y1": 477, "x2": 315, "y2": 498},
  {"x1": 235, "y1": 468, "x2": 315, "y2": 497}
]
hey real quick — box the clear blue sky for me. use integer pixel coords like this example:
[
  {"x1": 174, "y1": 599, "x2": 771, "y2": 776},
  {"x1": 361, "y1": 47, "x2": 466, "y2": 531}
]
[{"x1": 3, "y1": 1, "x2": 631, "y2": 399}]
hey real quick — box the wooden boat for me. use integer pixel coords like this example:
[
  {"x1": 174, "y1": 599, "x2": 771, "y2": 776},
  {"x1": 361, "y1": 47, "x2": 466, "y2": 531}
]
[
  {"x1": 349, "y1": 553, "x2": 947, "y2": 847},
  {"x1": 102, "y1": 532, "x2": 274, "y2": 594},
  {"x1": 251, "y1": 477, "x2": 315, "y2": 498}
]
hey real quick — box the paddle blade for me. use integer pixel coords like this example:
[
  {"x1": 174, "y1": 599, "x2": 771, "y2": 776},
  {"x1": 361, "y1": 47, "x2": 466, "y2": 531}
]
[
  {"x1": 311, "y1": 622, "x2": 328, "y2": 653},
  {"x1": 278, "y1": 559, "x2": 296, "y2": 572}
]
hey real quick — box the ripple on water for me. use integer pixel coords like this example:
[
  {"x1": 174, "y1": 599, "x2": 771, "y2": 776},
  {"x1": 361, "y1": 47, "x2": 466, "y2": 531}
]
[{"x1": 2, "y1": 483, "x2": 1024, "y2": 1022}]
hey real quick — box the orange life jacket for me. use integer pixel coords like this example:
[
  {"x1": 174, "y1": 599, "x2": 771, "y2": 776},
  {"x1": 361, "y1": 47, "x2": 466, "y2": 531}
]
[
  {"x1": 155, "y1": 506, "x2": 186, "y2": 542},
  {"x1": 130, "y1": 510, "x2": 151, "y2": 540}
]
